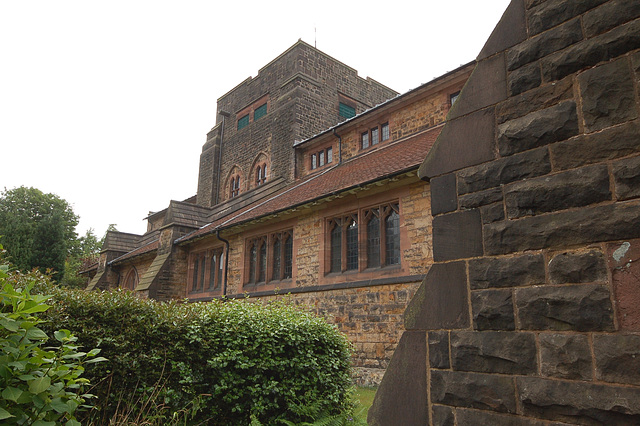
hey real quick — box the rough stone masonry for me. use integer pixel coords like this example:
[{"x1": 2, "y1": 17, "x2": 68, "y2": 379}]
[{"x1": 369, "y1": 0, "x2": 640, "y2": 424}]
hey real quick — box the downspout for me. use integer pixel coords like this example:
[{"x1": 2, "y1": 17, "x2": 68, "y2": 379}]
[
  {"x1": 215, "y1": 110, "x2": 231, "y2": 205},
  {"x1": 216, "y1": 230, "x2": 230, "y2": 297},
  {"x1": 332, "y1": 128, "x2": 342, "y2": 164}
]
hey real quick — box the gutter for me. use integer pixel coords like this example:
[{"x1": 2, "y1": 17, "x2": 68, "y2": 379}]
[{"x1": 216, "y1": 230, "x2": 230, "y2": 297}]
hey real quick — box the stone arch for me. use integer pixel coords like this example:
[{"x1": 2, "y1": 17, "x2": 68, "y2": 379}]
[
  {"x1": 122, "y1": 267, "x2": 138, "y2": 291},
  {"x1": 249, "y1": 152, "x2": 270, "y2": 189},
  {"x1": 223, "y1": 165, "x2": 244, "y2": 201}
]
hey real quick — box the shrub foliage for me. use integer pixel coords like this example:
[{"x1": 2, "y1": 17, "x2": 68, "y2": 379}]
[
  {"x1": 0, "y1": 255, "x2": 103, "y2": 425},
  {"x1": 36, "y1": 284, "x2": 353, "y2": 425}
]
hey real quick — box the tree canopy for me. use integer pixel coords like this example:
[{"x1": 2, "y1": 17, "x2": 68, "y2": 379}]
[{"x1": 0, "y1": 186, "x2": 79, "y2": 281}]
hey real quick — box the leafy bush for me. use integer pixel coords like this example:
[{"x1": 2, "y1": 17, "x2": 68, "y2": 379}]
[
  {"x1": 36, "y1": 284, "x2": 354, "y2": 425},
  {"x1": 0, "y1": 254, "x2": 103, "y2": 425}
]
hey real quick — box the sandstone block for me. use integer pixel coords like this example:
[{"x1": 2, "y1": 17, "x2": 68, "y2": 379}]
[
  {"x1": 448, "y1": 54, "x2": 507, "y2": 120},
  {"x1": 516, "y1": 284, "x2": 615, "y2": 331},
  {"x1": 469, "y1": 253, "x2": 545, "y2": 290},
  {"x1": 497, "y1": 100, "x2": 578, "y2": 156},
  {"x1": 613, "y1": 154, "x2": 640, "y2": 200},
  {"x1": 507, "y1": 18, "x2": 583, "y2": 71},
  {"x1": 496, "y1": 75, "x2": 574, "y2": 124},
  {"x1": 432, "y1": 210, "x2": 483, "y2": 261},
  {"x1": 508, "y1": 61, "x2": 542, "y2": 96},
  {"x1": 583, "y1": 0, "x2": 640, "y2": 38},
  {"x1": 456, "y1": 408, "x2": 548, "y2": 426},
  {"x1": 518, "y1": 376, "x2": 640, "y2": 424},
  {"x1": 484, "y1": 202, "x2": 640, "y2": 255},
  {"x1": 480, "y1": 202, "x2": 505, "y2": 224},
  {"x1": 541, "y1": 18, "x2": 640, "y2": 82},
  {"x1": 450, "y1": 331, "x2": 537, "y2": 374},
  {"x1": 551, "y1": 120, "x2": 640, "y2": 170},
  {"x1": 594, "y1": 334, "x2": 640, "y2": 385},
  {"x1": 504, "y1": 164, "x2": 611, "y2": 218},
  {"x1": 471, "y1": 289, "x2": 515, "y2": 331},
  {"x1": 431, "y1": 370, "x2": 517, "y2": 413},
  {"x1": 457, "y1": 147, "x2": 551, "y2": 195},
  {"x1": 429, "y1": 331, "x2": 450, "y2": 369},
  {"x1": 459, "y1": 187, "x2": 503, "y2": 210},
  {"x1": 579, "y1": 57, "x2": 638, "y2": 132},
  {"x1": 539, "y1": 333, "x2": 592, "y2": 380},
  {"x1": 404, "y1": 261, "x2": 470, "y2": 330},
  {"x1": 432, "y1": 405, "x2": 455, "y2": 426},
  {"x1": 548, "y1": 249, "x2": 608, "y2": 284},
  {"x1": 430, "y1": 173, "x2": 457, "y2": 215},
  {"x1": 526, "y1": 0, "x2": 607, "y2": 36}
]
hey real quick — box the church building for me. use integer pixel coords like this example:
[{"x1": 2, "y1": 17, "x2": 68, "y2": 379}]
[{"x1": 86, "y1": 40, "x2": 471, "y2": 384}]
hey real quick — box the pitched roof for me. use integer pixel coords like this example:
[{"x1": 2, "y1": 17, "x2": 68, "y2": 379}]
[
  {"x1": 110, "y1": 239, "x2": 159, "y2": 265},
  {"x1": 177, "y1": 124, "x2": 442, "y2": 244}
]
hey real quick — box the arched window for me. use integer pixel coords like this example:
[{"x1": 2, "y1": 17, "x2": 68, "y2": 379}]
[
  {"x1": 255, "y1": 163, "x2": 267, "y2": 186},
  {"x1": 230, "y1": 175, "x2": 240, "y2": 198},
  {"x1": 367, "y1": 211, "x2": 381, "y2": 268},
  {"x1": 123, "y1": 268, "x2": 138, "y2": 291}
]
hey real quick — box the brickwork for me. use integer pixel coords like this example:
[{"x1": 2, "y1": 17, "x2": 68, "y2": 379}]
[
  {"x1": 196, "y1": 41, "x2": 397, "y2": 207},
  {"x1": 370, "y1": 0, "x2": 640, "y2": 424}
]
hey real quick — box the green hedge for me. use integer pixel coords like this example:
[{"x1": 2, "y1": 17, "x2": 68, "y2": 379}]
[{"x1": 36, "y1": 285, "x2": 353, "y2": 425}]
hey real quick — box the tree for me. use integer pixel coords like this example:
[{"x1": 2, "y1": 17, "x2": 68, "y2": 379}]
[{"x1": 0, "y1": 186, "x2": 78, "y2": 282}]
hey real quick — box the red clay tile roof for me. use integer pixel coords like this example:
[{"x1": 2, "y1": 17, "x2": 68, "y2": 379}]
[
  {"x1": 110, "y1": 239, "x2": 159, "y2": 265},
  {"x1": 177, "y1": 124, "x2": 442, "y2": 244}
]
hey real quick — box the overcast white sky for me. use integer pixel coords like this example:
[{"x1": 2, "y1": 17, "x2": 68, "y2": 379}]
[{"x1": 0, "y1": 0, "x2": 511, "y2": 238}]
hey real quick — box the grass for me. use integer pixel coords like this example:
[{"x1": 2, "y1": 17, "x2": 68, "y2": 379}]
[{"x1": 353, "y1": 386, "x2": 377, "y2": 423}]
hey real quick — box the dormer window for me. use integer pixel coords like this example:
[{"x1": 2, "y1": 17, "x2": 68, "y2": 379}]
[
  {"x1": 361, "y1": 122, "x2": 390, "y2": 150},
  {"x1": 310, "y1": 147, "x2": 333, "y2": 170}
]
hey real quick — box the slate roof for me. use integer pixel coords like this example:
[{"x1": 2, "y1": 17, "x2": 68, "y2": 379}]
[
  {"x1": 110, "y1": 240, "x2": 159, "y2": 265},
  {"x1": 177, "y1": 124, "x2": 443, "y2": 244}
]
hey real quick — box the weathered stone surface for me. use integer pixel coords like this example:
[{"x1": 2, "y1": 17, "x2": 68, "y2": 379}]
[
  {"x1": 497, "y1": 75, "x2": 574, "y2": 124},
  {"x1": 451, "y1": 331, "x2": 536, "y2": 374},
  {"x1": 527, "y1": 0, "x2": 607, "y2": 36},
  {"x1": 583, "y1": 0, "x2": 640, "y2": 38},
  {"x1": 419, "y1": 108, "x2": 495, "y2": 179},
  {"x1": 508, "y1": 62, "x2": 542, "y2": 96},
  {"x1": 484, "y1": 202, "x2": 640, "y2": 255},
  {"x1": 516, "y1": 284, "x2": 615, "y2": 331},
  {"x1": 594, "y1": 334, "x2": 640, "y2": 385},
  {"x1": 497, "y1": 101, "x2": 579, "y2": 156},
  {"x1": 579, "y1": 57, "x2": 638, "y2": 133},
  {"x1": 613, "y1": 154, "x2": 640, "y2": 200},
  {"x1": 548, "y1": 249, "x2": 608, "y2": 284},
  {"x1": 431, "y1": 370, "x2": 517, "y2": 413},
  {"x1": 430, "y1": 173, "x2": 458, "y2": 215},
  {"x1": 480, "y1": 202, "x2": 505, "y2": 224},
  {"x1": 429, "y1": 331, "x2": 450, "y2": 369},
  {"x1": 471, "y1": 289, "x2": 515, "y2": 331},
  {"x1": 404, "y1": 261, "x2": 470, "y2": 330},
  {"x1": 458, "y1": 147, "x2": 551, "y2": 194},
  {"x1": 507, "y1": 18, "x2": 583, "y2": 71},
  {"x1": 456, "y1": 409, "x2": 550, "y2": 426},
  {"x1": 432, "y1": 405, "x2": 455, "y2": 426},
  {"x1": 478, "y1": 0, "x2": 527, "y2": 60},
  {"x1": 518, "y1": 376, "x2": 640, "y2": 425},
  {"x1": 448, "y1": 55, "x2": 507, "y2": 120},
  {"x1": 432, "y1": 210, "x2": 483, "y2": 261},
  {"x1": 539, "y1": 333, "x2": 592, "y2": 380},
  {"x1": 469, "y1": 253, "x2": 545, "y2": 290},
  {"x1": 552, "y1": 120, "x2": 640, "y2": 170},
  {"x1": 459, "y1": 187, "x2": 503, "y2": 210},
  {"x1": 367, "y1": 331, "x2": 428, "y2": 426},
  {"x1": 541, "y1": 18, "x2": 640, "y2": 82},
  {"x1": 504, "y1": 164, "x2": 611, "y2": 218},
  {"x1": 608, "y1": 239, "x2": 640, "y2": 331}
]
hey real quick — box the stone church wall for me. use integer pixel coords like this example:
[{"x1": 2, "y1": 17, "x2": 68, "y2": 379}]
[{"x1": 370, "y1": 0, "x2": 640, "y2": 424}]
